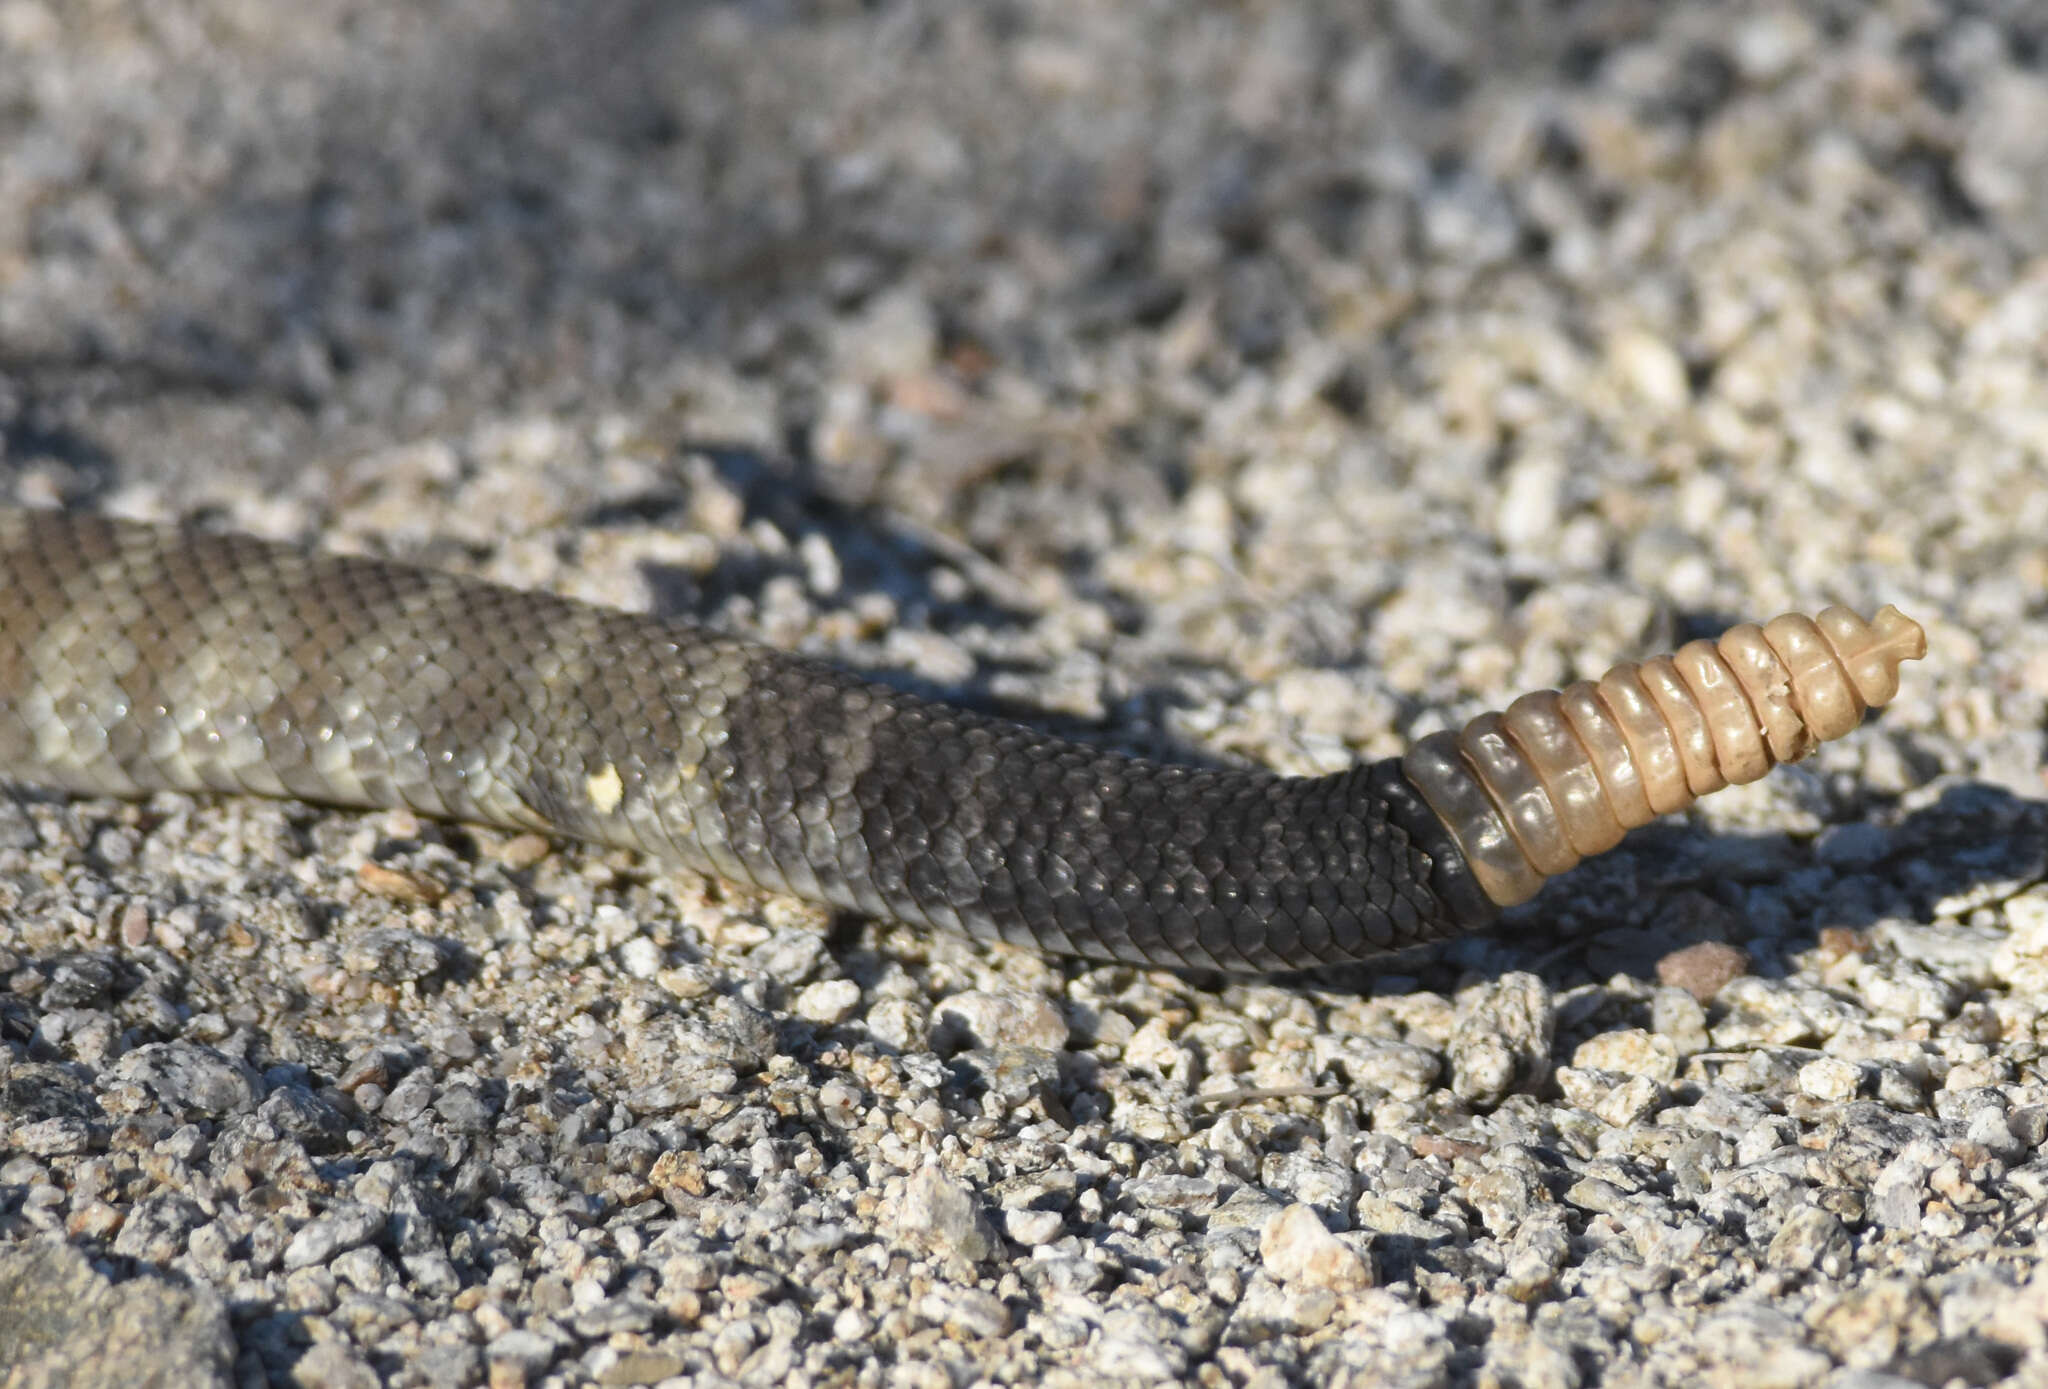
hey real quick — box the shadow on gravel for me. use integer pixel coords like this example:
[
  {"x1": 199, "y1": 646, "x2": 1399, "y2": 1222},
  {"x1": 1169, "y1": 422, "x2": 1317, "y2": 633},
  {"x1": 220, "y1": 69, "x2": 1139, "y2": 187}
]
[
  {"x1": 1268, "y1": 779, "x2": 2048, "y2": 999},
  {"x1": 4, "y1": 2, "x2": 1672, "y2": 496}
]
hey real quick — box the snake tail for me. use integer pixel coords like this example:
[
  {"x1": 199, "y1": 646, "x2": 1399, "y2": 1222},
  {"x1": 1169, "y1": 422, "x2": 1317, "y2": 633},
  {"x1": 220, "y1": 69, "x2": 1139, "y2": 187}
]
[
  {"x1": 1402, "y1": 605, "x2": 1925, "y2": 908},
  {"x1": 0, "y1": 510, "x2": 1922, "y2": 972}
]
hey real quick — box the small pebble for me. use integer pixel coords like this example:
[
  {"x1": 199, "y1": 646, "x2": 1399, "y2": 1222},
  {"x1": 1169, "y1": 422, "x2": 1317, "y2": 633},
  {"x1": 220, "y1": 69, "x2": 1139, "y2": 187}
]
[
  {"x1": 1657, "y1": 942, "x2": 1752, "y2": 1002},
  {"x1": 1259, "y1": 1204, "x2": 1373, "y2": 1293}
]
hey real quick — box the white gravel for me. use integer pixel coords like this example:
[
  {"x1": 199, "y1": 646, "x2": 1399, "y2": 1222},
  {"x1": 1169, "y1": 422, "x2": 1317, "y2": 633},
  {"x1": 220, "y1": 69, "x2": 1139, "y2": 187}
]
[{"x1": 4, "y1": 2, "x2": 2048, "y2": 1387}]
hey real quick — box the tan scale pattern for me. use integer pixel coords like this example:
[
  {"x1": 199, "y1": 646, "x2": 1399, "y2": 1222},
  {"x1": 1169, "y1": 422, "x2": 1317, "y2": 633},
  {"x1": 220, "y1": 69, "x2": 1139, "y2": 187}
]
[{"x1": 0, "y1": 510, "x2": 1923, "y2": 972}]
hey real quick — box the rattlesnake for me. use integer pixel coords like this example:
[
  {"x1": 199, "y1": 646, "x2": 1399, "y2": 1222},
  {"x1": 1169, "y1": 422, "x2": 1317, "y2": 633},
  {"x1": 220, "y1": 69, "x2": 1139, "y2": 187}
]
[{"x1": 0, "y1": 508, "x2": 1925, "y2": 973}]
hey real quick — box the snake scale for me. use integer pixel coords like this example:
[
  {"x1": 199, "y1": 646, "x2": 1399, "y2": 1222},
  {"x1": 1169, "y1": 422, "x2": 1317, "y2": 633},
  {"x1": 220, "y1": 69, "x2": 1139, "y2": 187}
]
[{"x1": 0, "y1": 508, "x2": 1925, "y2": 973}]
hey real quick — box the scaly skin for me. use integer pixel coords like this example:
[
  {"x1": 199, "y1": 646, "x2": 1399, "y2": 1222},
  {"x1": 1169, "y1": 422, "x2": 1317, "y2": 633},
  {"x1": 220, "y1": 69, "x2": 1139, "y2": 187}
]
[{"x1": 0, "y1": 510, "x2": 1920, "y2": 973}]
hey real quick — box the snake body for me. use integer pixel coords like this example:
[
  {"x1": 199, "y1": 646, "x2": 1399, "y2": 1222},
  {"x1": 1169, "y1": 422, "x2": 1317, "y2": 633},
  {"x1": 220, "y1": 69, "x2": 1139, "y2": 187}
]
[{"x1": 0, "y1": 509, "x2": 1923, "y2": 973}]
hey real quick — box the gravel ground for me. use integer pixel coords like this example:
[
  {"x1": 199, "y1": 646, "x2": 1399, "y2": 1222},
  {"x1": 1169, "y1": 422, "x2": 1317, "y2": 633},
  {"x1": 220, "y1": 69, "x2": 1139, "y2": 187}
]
[{"x1": 3, "y1": 1, "x2": 2047, "y2": 1386}]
